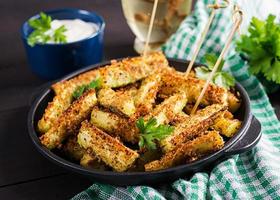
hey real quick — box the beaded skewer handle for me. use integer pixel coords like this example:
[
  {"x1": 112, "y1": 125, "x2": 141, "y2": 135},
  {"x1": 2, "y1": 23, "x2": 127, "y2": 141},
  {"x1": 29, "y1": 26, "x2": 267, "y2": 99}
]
[
  {"x1": 185, "y1": 0, "x2": 229, "y2": 77},
  {"x1": 191, "y1": 5, "x2": 243, "y2": 114}
]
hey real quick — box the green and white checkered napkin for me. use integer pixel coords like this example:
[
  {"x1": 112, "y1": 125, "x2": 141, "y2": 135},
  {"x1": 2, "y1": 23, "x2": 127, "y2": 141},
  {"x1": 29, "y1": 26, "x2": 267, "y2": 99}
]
[{"x1": 72, "y1": 0, "x2": 280, "y2": 199}]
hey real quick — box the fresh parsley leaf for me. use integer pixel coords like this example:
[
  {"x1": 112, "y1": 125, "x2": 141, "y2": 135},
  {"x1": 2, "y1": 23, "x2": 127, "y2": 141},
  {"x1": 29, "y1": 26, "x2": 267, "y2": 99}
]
[
  {"x1": 236, "y1": 14, "x2": 280, "y2": 84},
  {"x1": 136, "y1": 117, "x2": 174, "y2": 150},
  {"x1": 203, "y1": 53, "x2": 225, "y2": 71},
  {"x1": 195, "y1": 66, "x2": 211, "y2": 80},
  {"x1": 213, "y1": 72, "x2": 235, "y2": 89},
  {"x1": 87, "y1": 78, "x2": 102, "y2": 90},
  {"x1": 27, "y1": 12, "x2": 67, "y2": 47},
  {"x1": 195, "y1": 53, "x2": 235, "y2": 89},
  {"x1": 53, "y1": 25, "x2": 67, "y2": 44},
  {"x1": 29, "y1": 12, "x2": 51, "y2": 31},
  {"x1": 72, "y1": 78, "x2": 102, "y2": 100},
  {"x1": 72, "y1": 85, "x2": 87, "y2": 100}
]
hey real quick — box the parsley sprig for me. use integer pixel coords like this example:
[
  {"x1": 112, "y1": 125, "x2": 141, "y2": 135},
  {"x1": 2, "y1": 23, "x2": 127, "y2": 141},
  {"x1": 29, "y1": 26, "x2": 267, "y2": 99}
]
[
  {"x1": 136, "y1": 117, "x2": 174, "y2": 150},
  {"x1": 27, "y1": 12, "x2": 67, "y2": 47},
  {"x1": 236, "y1": 14, "x2": 280, "y2": 85},
  {"x1": 195, "y1": 53, "x2": 235, "y2": 89},
  {"x1": 72, "y1": 78, "x2": 102, "y2": 100}
]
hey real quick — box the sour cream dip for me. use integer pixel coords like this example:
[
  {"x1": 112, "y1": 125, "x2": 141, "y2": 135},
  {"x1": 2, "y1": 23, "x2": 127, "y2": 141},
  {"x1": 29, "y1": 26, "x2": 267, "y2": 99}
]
[{"x1": 46, "y1": 19, "x2": 99, "y2": 43}]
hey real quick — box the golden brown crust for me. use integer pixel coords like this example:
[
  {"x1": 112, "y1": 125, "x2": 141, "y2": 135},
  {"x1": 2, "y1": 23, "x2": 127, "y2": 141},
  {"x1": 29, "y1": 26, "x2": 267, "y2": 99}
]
[
  {"x1": 62, "y1": 136, "x2": 85, "y2": 161},
  {"x1": 160, "y1": 104, "x2": 226, "y2": 152},
  {"x1": 134, "y1": 74, "x2": 161, "y2": 115},
  {"x1": 159, "y1": 72, "x2": 228, "y2": 106},
  {"x1": 80, "y1": 153, "x2": 107, "y2": 170},
  {"x1": 120, "y1": 92, "x2": 188, "y2": 144},
  {"x1": 90, "y1": 106, "x2": 133, "y2": 142},
  {"x1": 145, "y1": 131, "x2": 224, "y2": 171},
  {"x1": 40, "y1": 89, "x2": 97, "y2": 149},
  {"x1": 97, "y1": 88, "x2": 136, "y2": 117},
  {"x1": 37, "y1": 53, "x2": 242, "y2": 172},
  {"x1": 77, "y1": 121, "x2": 139, "y2": 172},
  {"x1": 38, "y1": 52, "x2": 169, "y2": 134},
  {"x1": 213, "y1": 111, "x2": 241, "y2": 137}
]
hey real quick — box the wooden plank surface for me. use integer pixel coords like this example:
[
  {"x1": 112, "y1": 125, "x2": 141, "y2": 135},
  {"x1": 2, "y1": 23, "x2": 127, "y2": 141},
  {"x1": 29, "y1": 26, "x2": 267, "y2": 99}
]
[
  {"x1": 0, "y1": 174, "x2": 92, "y2": 200},
  {"x1": 0, "y1": 0, "x2": 279, "y2": 199},
  {"x1": 0, "y1": 0, "x2": 135, "y2": 199}
]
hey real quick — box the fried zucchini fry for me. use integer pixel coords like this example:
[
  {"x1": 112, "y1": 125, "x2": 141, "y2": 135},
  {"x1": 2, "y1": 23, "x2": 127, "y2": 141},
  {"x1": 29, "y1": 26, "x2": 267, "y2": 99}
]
[
  {"x1": 145, "y1": 131, "x2": 224, "y2": 171},
  {"x1": 98, "y1": 88, "x2": 136, "y2": 117},
  {"x1": 120, "y1": 92, "x2": 188, "y2": 144},
  {"x1": 80, "y1": 153, "x2": 107, "y2": 170},
  {"x1": 91, "y1": 106, "x2": 124, "y2": 133},
  {"x1": 38, "y1": 52, "x2": 169, "y2": 133},
  {"x1": 134, "y1": 74, "x2": 161, "y2": 115},
  {"x1": 145, "y1": 92, "x2": 188, "y2": 124},
  {"x1": 159, "y1": 72, "x2": 240, "y2": 112},
  {"x1": 62, "y1": 136, "x2": 85, "y2": 161},
  {"x1": 175, "y1": 109, "x2": 241, "y2": 138},
  {"x1": 77, "y1": 121, "x2": 139, "y2": 172},
  {"x1": 90, "y1": 107, "x2": 134, "y2": 142},
  {"x1": 37, "y1": 94, "x2": 73, "y2": 134},
  {"x1": 40, "y1": 89, "x2": 97, "y2": 149},
  {"x1": 160, "y1": 104, "x2": 226, "y2": 152},
  {"x1": 63, "y1": 136, "x2": 107, "y2": 169},
  {"x1": 159, "y1": 72, "x2": 228, "y2": 104},
  {"x1": 228, "y1": 91, "x2": 241, "y2": 113},
  {"x1": 213, "y1": 111, "x2": 241, "y2": 137}
]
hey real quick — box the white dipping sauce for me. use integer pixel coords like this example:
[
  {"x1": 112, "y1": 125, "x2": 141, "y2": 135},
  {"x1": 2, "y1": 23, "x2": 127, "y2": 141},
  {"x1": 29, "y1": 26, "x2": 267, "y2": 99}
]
[{"x1": 46, "y1": 19, "x2": 99, "y2": 43}]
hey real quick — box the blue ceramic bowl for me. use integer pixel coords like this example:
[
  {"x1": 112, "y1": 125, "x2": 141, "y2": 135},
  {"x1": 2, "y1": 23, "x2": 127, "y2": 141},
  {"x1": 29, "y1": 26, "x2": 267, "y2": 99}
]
[{"x1": 21, "y1": 8, "x2": 105, "y2": 80}]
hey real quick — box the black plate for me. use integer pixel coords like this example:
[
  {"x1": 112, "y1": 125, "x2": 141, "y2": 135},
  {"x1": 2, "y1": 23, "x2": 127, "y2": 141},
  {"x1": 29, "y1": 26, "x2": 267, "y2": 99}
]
[{"x1": 28, "y1": 58, "x2": 262, "y2": 186}]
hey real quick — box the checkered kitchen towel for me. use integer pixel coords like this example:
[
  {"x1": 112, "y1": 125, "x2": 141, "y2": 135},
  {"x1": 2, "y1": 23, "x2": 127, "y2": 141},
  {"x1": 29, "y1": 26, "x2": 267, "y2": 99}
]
[{"x1": 72, "y1": 0, "x2": 280, "y2": 199}]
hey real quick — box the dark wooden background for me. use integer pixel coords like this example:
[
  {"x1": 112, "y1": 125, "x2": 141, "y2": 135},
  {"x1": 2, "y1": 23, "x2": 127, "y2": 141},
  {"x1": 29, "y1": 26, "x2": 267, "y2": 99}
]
[
  {"x1": 0, "y1": 1, "x2": 136, "y2": 199},
  {"x1": 0, "y1": 0, "x2": 279, "y2": 199}
]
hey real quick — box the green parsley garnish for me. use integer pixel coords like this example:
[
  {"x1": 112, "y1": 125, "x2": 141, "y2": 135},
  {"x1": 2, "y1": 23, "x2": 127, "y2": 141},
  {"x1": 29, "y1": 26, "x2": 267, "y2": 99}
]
[
  {"x1": 136, "y1": 117, "x2": 174, "y2": 150},
  {"x1": 236, "y1": 14, "x2": 280, "y2": 85},
  {"x1": 27, "y1": 12, "x2": 67, "y2": 47},
  {"x1": 195, "y1": 53, "x2": 235, "y2": 89},
  {"x1": 72, "y1": 78, "x2": 102, "y2": 100}
]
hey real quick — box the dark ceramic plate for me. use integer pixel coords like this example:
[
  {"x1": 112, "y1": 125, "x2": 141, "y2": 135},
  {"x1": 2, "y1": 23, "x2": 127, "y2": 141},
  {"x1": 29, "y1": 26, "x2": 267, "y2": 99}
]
[{"x1": 28, "y1": 58, "x2": 262, "y2": 186}]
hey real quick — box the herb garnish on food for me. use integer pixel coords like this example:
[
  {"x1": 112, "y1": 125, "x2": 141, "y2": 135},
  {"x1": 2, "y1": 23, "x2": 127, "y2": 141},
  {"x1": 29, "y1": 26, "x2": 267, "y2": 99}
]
[
  {"x1": 27, "y1": 12, "x2": 67, "y2": 47},
  {"x1": 73, "y1": 78, "x2": 102, "y2": 100},
  {"x1": 236, "y1": 14, "x2": 280, "y2": 85},
  {"x1": 195, "y1": 53, "x2": 235, "y2": 89},
  {"x1": 136, "y1": 117, "x2": 174, "y2": 150}
]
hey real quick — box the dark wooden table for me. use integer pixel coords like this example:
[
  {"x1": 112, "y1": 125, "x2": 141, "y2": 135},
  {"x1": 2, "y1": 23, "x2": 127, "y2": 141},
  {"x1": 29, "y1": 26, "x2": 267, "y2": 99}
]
[
  {"x1": 0, "y1": 1, "x2": 279, "y2": 199},
  {"x1": 0, "y1": 1, "x2": 136, "y2": 199}
]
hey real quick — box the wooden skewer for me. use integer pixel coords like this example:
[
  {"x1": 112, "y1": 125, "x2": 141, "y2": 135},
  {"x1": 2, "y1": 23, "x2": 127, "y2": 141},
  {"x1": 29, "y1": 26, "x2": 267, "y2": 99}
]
[
  {"x1": 143, "y1": 0, "x2": 159, "y2": 58},
  {"x1": 185, "y1": 0, "x2": 229, "y2": 77},
  {"x1": 191, "y1": 5, "x2": 243, "y2": 114}
]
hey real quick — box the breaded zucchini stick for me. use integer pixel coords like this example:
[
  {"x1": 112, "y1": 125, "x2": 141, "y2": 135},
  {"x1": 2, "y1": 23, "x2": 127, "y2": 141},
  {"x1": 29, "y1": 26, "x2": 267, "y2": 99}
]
[
  {"x1": 176, "y1": 109, "x2": 241, "y2": 138},
  {"x1": 145, "y1": 130, "x2": 224, "y2": 171},
  {"x1": 90, "y1": 107, "x2": 133, "y2": 142},
  {"x1": 160, "y1": 104, "x2": 226, "y2": 152},
  {"x1": 80, "y1": 153, "x2": 107, "y2": 170},
  {"x1": 213, "y1": 111, "x2": 241, "y2": 137},
  {"x1": 145, "y1": 92, "x2": 188, "y2": 124},
  {"x1": 62, "y1": 136, "x2": 107, "y2": 169},
  {"x1": 159, "y1": 72, "x2": 240, "y2": 112},
  {"x1": 78, "y1": 121, "x2": 139, "y2": 172},
  {"x1": 40, "y1": 89, "x2": 97, "y2": 149},
  {"x1": 62, "y1": 136, "x2": 85, "y2": 161},
  {"x1": 37, "y1": 94, "x2": 73, "y2": 134},
  {"x1": 159, "y1": 72, "x2": 228, "y2": 105},
  {"x1": 134, "y1": 74, "x2": 161, "y2": 115},
  {"x1": 98, "y1": 88, "x2": 136, "y2": 117},
  {"x1": 227, "y1": 91, "x2": 241, "y2": 113},
  {"x1": 38, "y1": 52, "x2": 169, "y2": 133},
  {"x1": 121, "y1": 92, "x2": 188, "y2": 144}
]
